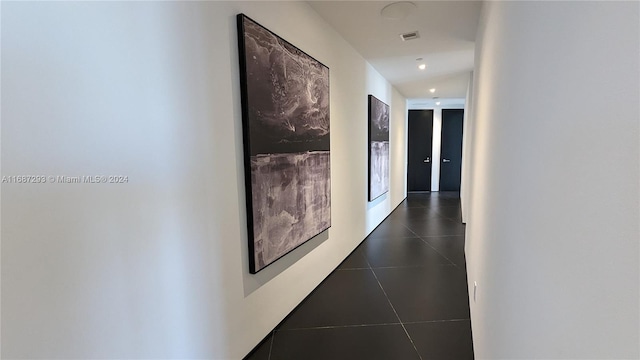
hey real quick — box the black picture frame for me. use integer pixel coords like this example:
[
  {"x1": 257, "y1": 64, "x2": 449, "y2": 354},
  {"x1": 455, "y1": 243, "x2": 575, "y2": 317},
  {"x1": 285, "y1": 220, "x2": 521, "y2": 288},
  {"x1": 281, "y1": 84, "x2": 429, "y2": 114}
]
[
  {"x1": 368, "y1": 95, "x2": 390, "y2": 201},
  {"x1": 237, "y1": 14, "x2": 331, "y2": 273}
]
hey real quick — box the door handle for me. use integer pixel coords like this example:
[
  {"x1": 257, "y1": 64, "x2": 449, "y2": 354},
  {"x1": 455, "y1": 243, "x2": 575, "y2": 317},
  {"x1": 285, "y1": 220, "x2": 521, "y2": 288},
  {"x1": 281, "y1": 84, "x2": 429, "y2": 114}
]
[
  {"x1": 423, "y1": 157, "x2": 430, "y2": 163},
  {"x1": 442, "y1": 159, "x2": 451, "y2": 163}
]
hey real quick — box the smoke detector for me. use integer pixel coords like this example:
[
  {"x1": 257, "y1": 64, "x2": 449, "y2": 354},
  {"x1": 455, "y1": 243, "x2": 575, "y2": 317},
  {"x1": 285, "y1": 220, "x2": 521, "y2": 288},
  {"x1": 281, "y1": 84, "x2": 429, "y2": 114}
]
[
  {"x1": 381, "y1": 2, "x2": 417, "y2": 20},
  {"x1": 400, "y1": 31, "x2": 420, "y2": 41}
]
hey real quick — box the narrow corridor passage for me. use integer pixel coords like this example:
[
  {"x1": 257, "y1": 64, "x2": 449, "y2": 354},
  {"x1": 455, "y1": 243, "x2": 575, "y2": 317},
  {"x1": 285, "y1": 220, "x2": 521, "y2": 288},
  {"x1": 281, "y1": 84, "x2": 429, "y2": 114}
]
[{"x1": 247, "y1": 192, "x2": 473, "y2": 360}]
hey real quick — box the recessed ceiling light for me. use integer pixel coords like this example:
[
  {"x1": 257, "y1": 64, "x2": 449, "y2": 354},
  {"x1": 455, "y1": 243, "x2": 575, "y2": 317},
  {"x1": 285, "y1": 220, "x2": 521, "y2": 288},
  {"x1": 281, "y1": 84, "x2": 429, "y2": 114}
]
[
  {"x1": 418, "y1": 64, "x2": 426, "y2": 70},
  {"x1": 430, "y1": 88, "x2": 436, "y2": 93},
  {"x1": 436, "y1": 101, "x2": 441, "y2": 106}
]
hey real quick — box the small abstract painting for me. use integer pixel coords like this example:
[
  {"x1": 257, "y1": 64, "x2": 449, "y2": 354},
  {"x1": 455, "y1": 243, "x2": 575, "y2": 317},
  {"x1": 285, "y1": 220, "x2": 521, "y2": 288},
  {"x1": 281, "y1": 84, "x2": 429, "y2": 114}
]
[
  {"x1": 368, "y1": 95, "x2": 390, "y2": 201},
  {"x1": 237, "y1": 14, "x2": 331, "y2": 273}
]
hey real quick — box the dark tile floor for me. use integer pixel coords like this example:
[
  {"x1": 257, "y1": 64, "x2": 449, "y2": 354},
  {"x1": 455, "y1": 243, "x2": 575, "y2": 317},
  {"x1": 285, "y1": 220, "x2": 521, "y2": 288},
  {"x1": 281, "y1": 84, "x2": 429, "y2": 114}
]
[{"x1": 245, "y1": 192, "x2": 474, "y2": 360}]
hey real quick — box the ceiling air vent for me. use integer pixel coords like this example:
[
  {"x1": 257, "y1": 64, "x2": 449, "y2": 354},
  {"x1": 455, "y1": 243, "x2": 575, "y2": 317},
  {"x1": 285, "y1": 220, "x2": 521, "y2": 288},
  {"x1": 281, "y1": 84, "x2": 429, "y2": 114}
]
[{"x1": 400, "y1": 31, "x2": 420, "y2": 41}]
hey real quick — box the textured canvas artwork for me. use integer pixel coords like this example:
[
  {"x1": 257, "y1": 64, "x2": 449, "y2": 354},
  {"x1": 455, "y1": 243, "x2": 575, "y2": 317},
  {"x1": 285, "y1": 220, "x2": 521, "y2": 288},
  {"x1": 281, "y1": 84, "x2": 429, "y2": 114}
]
[
  {"x1": 237, "y1": 14, "x2": 331, "y2": 273},
  {"x1": 368, "y1": 95, "x2": 390, "y2": 201}
]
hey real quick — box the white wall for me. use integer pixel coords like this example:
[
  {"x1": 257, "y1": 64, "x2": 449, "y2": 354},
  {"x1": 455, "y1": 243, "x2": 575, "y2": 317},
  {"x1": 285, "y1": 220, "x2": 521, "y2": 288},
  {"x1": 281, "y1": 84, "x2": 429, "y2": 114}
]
[
  {"x1": 460, "y1": 72, "x2": 473, "y2": 223},
  {"x1": 0, "y1": 2, "x2": 407, "y2": 359},
  {"x1": 465, "y1": 1, "x2": 639, "y2": 358}
]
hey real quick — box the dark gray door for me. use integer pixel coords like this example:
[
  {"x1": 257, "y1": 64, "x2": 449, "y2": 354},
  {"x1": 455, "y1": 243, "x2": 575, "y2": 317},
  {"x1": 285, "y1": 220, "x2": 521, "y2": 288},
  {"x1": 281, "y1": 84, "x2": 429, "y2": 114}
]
[
  {"x1": 408, "y1": 110, "x2": 433, "y2": 191},
  {"x1": 439, "y1": 109, "x2": 464, "y2": 191}
]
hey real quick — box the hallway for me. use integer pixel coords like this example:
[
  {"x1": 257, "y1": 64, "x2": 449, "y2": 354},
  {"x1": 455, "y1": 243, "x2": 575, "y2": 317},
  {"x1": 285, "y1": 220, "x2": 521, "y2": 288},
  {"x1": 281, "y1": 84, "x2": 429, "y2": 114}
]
[{"x1": 246, "y1": 192, "x2": 473, "y2": 360}]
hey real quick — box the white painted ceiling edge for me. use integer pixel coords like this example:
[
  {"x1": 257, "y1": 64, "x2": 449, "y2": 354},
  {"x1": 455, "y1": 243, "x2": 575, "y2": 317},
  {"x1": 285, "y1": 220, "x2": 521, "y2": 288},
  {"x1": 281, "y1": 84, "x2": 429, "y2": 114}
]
[
  {"x1": 408, "y1": 98, "x2": 465, "y2": 109},
  {"x1": 308, "y1": 1, "x2": 482, "y2": 100}
]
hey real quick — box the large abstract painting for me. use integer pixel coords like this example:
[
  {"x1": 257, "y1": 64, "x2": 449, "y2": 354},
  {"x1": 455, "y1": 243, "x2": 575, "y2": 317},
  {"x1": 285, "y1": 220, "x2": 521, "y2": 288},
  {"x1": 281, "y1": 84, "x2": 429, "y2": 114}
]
[
  {"x1": 237, "y1": 14, "x2": 331, "y2": 273},
  {"x1": 368, "y1": 95, "x2": 390, "y2": 201}
]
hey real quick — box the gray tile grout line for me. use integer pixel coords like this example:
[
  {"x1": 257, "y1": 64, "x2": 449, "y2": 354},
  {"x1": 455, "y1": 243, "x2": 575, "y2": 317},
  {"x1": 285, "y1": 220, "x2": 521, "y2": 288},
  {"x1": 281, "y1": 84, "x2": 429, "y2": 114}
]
[
  {"x1": 267, "y1": 330, "x2": 275, "y2": 360},
  {"x1": 357, "y1": 210, "x2": 425, "y2": 357},
  {"x1": 368, "y1": 233, "x2": 464, "y2": 240},
  {"x1": 373, "y1": 230, "x2": 463, "y2": 239},
  {"x1": 270, "y1": 200, "x2": 467, "y2": 358},
  {"x1": 368, "y1": 234, "x2": 418, "y2": 240},
  {"x1": 364, "y1": 257, "x2": 424, "y2": 360},
  {"x1": 337, "y1": 264, "x2": 456, "y2": 271},
  {"x1": 370, "y1": 235, "x2": 421, "y2": 240},
  {"x1": 435, "y1": 214, "x2": 460, "y2": 222},
  {"x1": 274, "y1": 318, "x2": 471, "y2": 332},
  {"x1": 413, "y1": 234, "x2": 464, "y2": 238},
  {"x1": 374, "y1": 264, "x2": 456, "y2": 269},
  {"x1": 401, "y1": 213, "x2": 462, "y2": 225},
  {"x1": 276, "y1": 322, "x2": 403, "y2": 331},
  {"x1": 432, "y1": 207, "x2": 463, "y2": 222},
  {"x1": 419, "y1": 236, "x2": 461, "y2": 268},
  {"x1": 400, "y1": 223, "x2": 459, "y2": 267},
  {"x1": 391, "y1": 210, "x2": 463, "y2": 228},
  {"x1": 403, "y1": 318, "x2": 471, "y2": 325},
  {"x1": 396, "y1": 202, "x2": 462, "y2": 222}
]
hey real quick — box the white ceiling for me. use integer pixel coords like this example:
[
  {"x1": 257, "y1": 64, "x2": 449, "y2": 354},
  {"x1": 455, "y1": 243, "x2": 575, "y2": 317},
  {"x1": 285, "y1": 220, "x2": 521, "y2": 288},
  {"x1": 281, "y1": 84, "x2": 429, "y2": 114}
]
[{"x1": 308, "y1": 1, "x2": 482, "y2": 100}]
